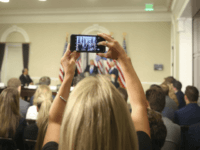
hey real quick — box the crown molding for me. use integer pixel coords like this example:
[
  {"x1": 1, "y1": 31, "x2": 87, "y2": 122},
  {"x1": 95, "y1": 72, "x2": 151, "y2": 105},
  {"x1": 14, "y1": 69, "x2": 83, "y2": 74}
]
[{"x1": 0, "y1": 6, "x2": 171, "y2": 24}]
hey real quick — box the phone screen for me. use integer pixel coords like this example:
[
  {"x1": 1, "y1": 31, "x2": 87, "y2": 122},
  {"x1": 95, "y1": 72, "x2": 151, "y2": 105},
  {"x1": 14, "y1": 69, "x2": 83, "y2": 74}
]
[{"x1": 70, "y1": 34, "x2": 106, "y2": 53}]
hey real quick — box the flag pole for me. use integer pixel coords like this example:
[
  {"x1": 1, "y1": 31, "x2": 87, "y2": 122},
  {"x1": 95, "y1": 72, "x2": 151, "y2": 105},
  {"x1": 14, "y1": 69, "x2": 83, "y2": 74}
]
[
  {"x1": 123, "y1": 32, "x2": 127, "y2": 40},
  {"x1": 66, "y1": 32, "x2": 69, "y2": 42}
]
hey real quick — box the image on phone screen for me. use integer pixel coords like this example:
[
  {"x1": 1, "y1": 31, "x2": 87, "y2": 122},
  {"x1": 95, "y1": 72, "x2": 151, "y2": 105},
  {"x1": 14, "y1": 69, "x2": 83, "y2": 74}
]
[{"x1": 70, "y1": 35, "x2": 105, "y2": 53}]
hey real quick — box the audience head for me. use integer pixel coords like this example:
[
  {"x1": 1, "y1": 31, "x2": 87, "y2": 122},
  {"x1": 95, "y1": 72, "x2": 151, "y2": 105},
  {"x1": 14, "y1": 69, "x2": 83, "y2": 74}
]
[
  {"x1": 150, "y1": 84, "x2": 162, "y2": 89},
  {"x1": 35, "y1": 96, "x2": 52, "y2": 150},
  {"x1": 147, "y1": 109, "x2": 167, "y2": 150},
  {"x1": 59, "y1": 75, "x2": 138, "y2": 150},
  {"x1": 0, "y1": 88, "x2": 20, "y2": 137},
  {"x1": 90, "y1": 59, "x2": 94, "y2": 66},
  {"x1": 39, "y1": 76, "x2": 51, "y2": 86},
  {"x1": 7, "y1": 78, "x2": 21, "y2": 93},
  {"x1": 33, "y1": 85, "x2": 53, "y2": 105},
  {"x1": 118, "y1": 87, "x2": 128, "y2": 103},
  {"x1": 22, "y1": 68, "x2": 28, "y2": 75},
  {"x1": 163, "y1": 76, "x2": 175, "y2": 84},
  {"x1": 146, "y1": 87, "x2": 165, "y2": 113},
  {"x1": 172, "y1": 80, "x2": 182, "y2": 92},
  {"x1": 185, "y1": 86, "x2": 199, "y2": 103},
  {"x1": 73, "y1": 75, "x2": 84, "y2": 86},
  {"x1": 160, "y1": 84, "x2": 169, "y2": 96}
]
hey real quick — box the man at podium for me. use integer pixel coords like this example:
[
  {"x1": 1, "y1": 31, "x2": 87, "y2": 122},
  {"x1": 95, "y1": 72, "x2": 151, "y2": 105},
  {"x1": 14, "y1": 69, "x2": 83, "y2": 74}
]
[{"x1": 19, "y1": 68, "x2": 33, "y2": 86}]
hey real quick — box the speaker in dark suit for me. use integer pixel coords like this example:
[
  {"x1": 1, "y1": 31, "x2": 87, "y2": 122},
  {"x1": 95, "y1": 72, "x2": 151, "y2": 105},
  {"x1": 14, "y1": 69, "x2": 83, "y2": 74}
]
[
  {"x1": 19, "y1": 68, "x2": 33, "y2": 86},
  {"x1": 84, "y1": 59, "x2": 98, "y2": 75},
  {"x1": 109, "y1": 61, "x2": 118, "y2": 82}
]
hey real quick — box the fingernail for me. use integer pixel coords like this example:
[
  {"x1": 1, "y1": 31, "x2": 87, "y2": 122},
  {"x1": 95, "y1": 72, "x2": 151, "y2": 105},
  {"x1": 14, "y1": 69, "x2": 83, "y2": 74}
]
[{"x1": 97, "y1": 42, "x2": 101, "y2": 45}]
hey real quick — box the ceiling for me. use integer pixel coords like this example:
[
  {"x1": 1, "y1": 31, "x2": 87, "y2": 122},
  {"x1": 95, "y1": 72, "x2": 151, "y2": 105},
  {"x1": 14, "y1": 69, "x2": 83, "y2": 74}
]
[{"x1": 0, "y1": 0, "x2": 171, "y2": 11}]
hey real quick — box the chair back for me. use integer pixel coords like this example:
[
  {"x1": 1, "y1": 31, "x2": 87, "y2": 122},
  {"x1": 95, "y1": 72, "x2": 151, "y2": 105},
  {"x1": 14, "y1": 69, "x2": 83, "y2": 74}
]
[
  {"x1": 24, "y1": 139, "x2": 36, "y2": 150},
  {"x1": 180, "y1": 125, "x2": 189, "y2": 150},
  {"x1": 0, "y1": 137, "x2": 17, "y2": 150}
]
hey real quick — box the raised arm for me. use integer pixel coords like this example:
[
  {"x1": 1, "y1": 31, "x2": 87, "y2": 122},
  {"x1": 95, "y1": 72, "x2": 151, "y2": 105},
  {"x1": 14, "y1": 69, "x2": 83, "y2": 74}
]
[
  {"x1": 98, "y1": 33, "x2": 150, "y2": 137},
  {"x1": 43, "y1": 44, "x2": 80, "y2": 147}
]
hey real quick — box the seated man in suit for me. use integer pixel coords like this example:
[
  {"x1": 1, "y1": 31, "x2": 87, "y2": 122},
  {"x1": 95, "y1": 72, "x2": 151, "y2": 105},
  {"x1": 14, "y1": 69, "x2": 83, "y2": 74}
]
[
  {"x1": 19, "y1": 68, "x2": 33, "y2": 86},
  {"x1": 172, "y1": 80, "x2": 186, "y2": 109},
  {"x1": 84, "y1": 59, "x2": 98, "y2": 75},
  {"x1": 146, "y1": 87, "x2": 181, "y2": 150},
  {"x1": 109, "y1": 61, "x2": 118, "y2": 83},
  {"x1": 161, "y1": 84, "x2": 178, "y2": 122},
  {"x1": 7, "y1": 78, "x2": 30, "y2": 118},
  {"x1": 174, "y1": 86, "x2": 200, "y2": 126}
]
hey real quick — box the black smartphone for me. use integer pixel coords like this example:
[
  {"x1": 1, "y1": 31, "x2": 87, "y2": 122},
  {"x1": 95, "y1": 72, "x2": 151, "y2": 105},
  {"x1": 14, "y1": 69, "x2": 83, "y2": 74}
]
[{"x1": 70, "y1": 34, "x2": 106, "y2": 53}]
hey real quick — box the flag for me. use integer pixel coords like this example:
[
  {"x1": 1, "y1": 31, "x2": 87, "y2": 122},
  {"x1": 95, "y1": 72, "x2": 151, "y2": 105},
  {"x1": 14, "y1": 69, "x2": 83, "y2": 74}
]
[
  {"x1": 76, "y1": 55, "x2": 82, "y2": 74},
  {"x1": 59, "y1": 42, "x2": 68, "y2": 82},
  {"x1": 115, "y1": 38, "x2": 127, "y2": 88},
  {"x1": 95, "y1": 55, "x2": 104, "y2": 74}
]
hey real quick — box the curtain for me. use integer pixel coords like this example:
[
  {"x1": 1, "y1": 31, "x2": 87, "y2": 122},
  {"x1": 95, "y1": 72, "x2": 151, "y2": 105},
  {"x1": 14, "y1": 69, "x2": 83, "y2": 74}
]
[
  {"x1": 0, "y1": 43, "x2": 6, "y2": 82},
  {"x1": 22, "y1": 44, "x2": 30, "y2": 69}
]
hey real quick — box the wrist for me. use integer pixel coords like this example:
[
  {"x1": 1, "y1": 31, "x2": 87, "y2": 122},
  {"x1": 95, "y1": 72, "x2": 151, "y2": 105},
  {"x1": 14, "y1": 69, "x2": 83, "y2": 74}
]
[{"x1": 63, "y1": 73, "x2": 74, "y2": 81}]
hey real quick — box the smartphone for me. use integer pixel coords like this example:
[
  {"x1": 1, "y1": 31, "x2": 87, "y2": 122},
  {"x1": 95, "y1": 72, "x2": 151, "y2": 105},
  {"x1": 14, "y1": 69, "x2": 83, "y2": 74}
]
[{"x1": 70, "y1": 34, "x2": 106, "y2": 53}]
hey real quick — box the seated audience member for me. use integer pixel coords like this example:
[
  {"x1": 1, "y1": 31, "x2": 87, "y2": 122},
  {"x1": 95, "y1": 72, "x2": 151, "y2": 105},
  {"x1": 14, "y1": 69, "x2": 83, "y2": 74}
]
[
  {"x1": 84, "y1": 59, "x2": 98, "y2": 75},
  {"x1": 187, "y1": 122, "x2": 200, "y2": 149},
  {"x1": 146, "y1": 87, "x2": 181, "y2": 150},
  {"x1": 147, "y1": 109, "x2": 167, "y2": 150},
  {"x1": 7, "y1": 78, "x2": 30, "y2": 118},
  {"x1": 162, "y1": 76, "x2": 179, "y2": 106},
  {"x1": 42, "y1": 33, "x2": 151, "y2": 150},
  {"x1": 0, "y1": 88, "x2": 27, "y2": 150},
  {"x1": 174, "y1": 86, "x2": 200, "y2": 126},
  {"x1": 160, "y1": 84, "x2": 178, "y2": 122},
  {"x1": 26, "y1": 85, "x2": 53, "y2": 121},
  {"x1": 109, "y1": 61, "x2": 119, "y2": 83},
  {"x1": 19, "y1": 68, "x2": 33, "y2": 86},
  {"x1": 30, "y1": 77, "x2": 54, "y2": 106},
  {"x1": 24, "y1": 95, "x2": 52, "y2": 150},
  {"x1": 150, "y1": 84, "x2": 162, "y2": 89},
  {"x1": 172, "y1": 80, "x2": 186, "y2": 109}
]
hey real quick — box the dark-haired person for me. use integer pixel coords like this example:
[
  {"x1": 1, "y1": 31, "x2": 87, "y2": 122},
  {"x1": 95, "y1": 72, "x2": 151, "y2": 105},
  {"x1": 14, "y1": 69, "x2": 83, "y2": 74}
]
[
  {"x1": 146, "y1": 88, "x2": 181, "y2": 150},
  {"x1": 174, "y1": 86, "x2": 200, "y2": 126},
  {"x1": 7, "y1": 78, "x2": 30, "y2": 118},
  {"x1": 109, "y1": 61, "x2": 118, "y2": 83},
  {"x1": 161, "y1": 84, "x2": 178, "y2": 122},
  {"x1": 187, "y1": 122, "x2": 200, "y2": 149},
  {"x1": 172, "y1": 80, "x2": 186, "y2": 109},
  {"x1": 147, "y1": 109, "x2": 167, "y2": 150},
  {"x1": 19, "y1": 68, "x2": 33, "y2": 86},
  {"x1": 84, "y1": 59, "x2": 98, "y2": 75},
  {"x1": 0, "y1": 88, "x2": 27, "y2": 150}
]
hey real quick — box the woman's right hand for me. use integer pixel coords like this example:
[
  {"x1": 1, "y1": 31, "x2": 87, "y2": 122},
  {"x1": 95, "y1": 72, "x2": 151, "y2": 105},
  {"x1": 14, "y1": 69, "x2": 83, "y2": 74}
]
[{"x1": 97, "y1": 33, "x2": 127, "y2": 61}]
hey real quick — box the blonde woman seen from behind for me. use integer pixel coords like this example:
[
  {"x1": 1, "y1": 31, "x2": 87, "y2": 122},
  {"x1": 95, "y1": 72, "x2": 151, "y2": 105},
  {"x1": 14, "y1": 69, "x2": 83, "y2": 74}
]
[{"x1": 43, "y1": 34, "x2": 151, "y2": 150}]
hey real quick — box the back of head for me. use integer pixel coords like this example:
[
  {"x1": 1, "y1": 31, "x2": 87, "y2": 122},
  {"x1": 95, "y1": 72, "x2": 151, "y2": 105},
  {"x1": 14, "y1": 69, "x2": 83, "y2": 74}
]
[
  {"x1": 185, "y1": 86, "x2": 199, "y2": 102},
  {"x1": 150, "y1": 84, "x2": 161, "y2": 89},
  {"x1": 173, "y1": 80, "x2": 182, "y2": 91},
  {"x1": 33, "y1": 85, "x2": 52, "y2": 105},
  {"x1": 35, "y1": 98, "x2": 52, "y2": 150},
  {"x1": 163, "y1": 76, "x2": 175, "y2": 84},
  {"x1": 146, "y1": 88, "x2": 165, "y2": 113},
  {"x1": 147, "y1": 109, "x2": 167, "y2": 150},
  {"x1": 160, "y1": 84, "x2": 169, "y2": 96},
  {"x1": 0, "y1": 87, "x2": 20, "y2": 138},
  {"x1": 118, "y1": 87, "x2": 128, "y2": 103},
  {"x1": 7, "y1": 78, "x2": 21, "y2": 89},
  {"x1": 73, "y1": 75, "x2": 84, "y2": 86},
  {"x1": 59, "y1": 75, "x2": 138, "y2": 150},
  {"x1": 39, "y1": 76, "x2": 51, "y2": 86}
]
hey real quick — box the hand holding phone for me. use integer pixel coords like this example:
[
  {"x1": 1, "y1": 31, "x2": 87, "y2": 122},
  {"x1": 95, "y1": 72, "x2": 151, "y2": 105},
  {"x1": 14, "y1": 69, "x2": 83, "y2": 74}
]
[{"x1": 70, "y1": 34, "x2": 106, "y2": 53}]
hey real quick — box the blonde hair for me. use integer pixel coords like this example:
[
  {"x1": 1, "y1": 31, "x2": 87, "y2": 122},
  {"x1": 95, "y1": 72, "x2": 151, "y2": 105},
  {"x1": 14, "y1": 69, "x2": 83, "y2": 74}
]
[
  {"x1": 35, "y1": 96, "x2": 52, "y2": 150},
  {"x1": 33, "y1": 85, "x2": 52, "y2": 105},
  {"x1": 59, "y1": 75, "x2": 138, "y2": 150}
]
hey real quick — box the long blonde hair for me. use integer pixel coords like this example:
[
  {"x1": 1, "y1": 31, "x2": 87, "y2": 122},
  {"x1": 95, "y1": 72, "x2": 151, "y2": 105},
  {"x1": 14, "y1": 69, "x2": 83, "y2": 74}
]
[
  {"x1": 35, "y1": 95, "x2": 52, "y2": 150},
  {"x1": 33, "y1": 85, "x2": 52, "y2": 105},
  {"x1": 59, "y1": 75, "x2": 138, "y2": 150},
  {"x1": 0, "y1": 88, "x2": 20, "y2": 138}
]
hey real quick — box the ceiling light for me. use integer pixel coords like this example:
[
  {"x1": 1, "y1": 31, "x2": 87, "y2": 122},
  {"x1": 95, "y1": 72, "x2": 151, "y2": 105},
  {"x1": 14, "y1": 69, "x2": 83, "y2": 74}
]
[
  {"x1": 0, "y1": 0, "x2": 9, "y2": 2},
  {"x1": 39, "y1": 0, "x2": 47, "y2": 1}
]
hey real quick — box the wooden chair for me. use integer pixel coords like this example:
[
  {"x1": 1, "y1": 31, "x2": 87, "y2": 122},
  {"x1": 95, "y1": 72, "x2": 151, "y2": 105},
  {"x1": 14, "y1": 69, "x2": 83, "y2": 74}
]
[
  {"x1": 0, "y1": 137, "x2": 18, "y2": 150},
  {"x1": 24, "y1": 139, "x2": 36, "y2": 150}
]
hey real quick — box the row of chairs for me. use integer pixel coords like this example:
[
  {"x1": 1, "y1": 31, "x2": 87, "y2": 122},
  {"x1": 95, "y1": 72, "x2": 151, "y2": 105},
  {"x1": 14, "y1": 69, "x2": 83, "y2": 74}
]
[{"x1": 0, "y1": 137, "x2": 36, "y2": 150}]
